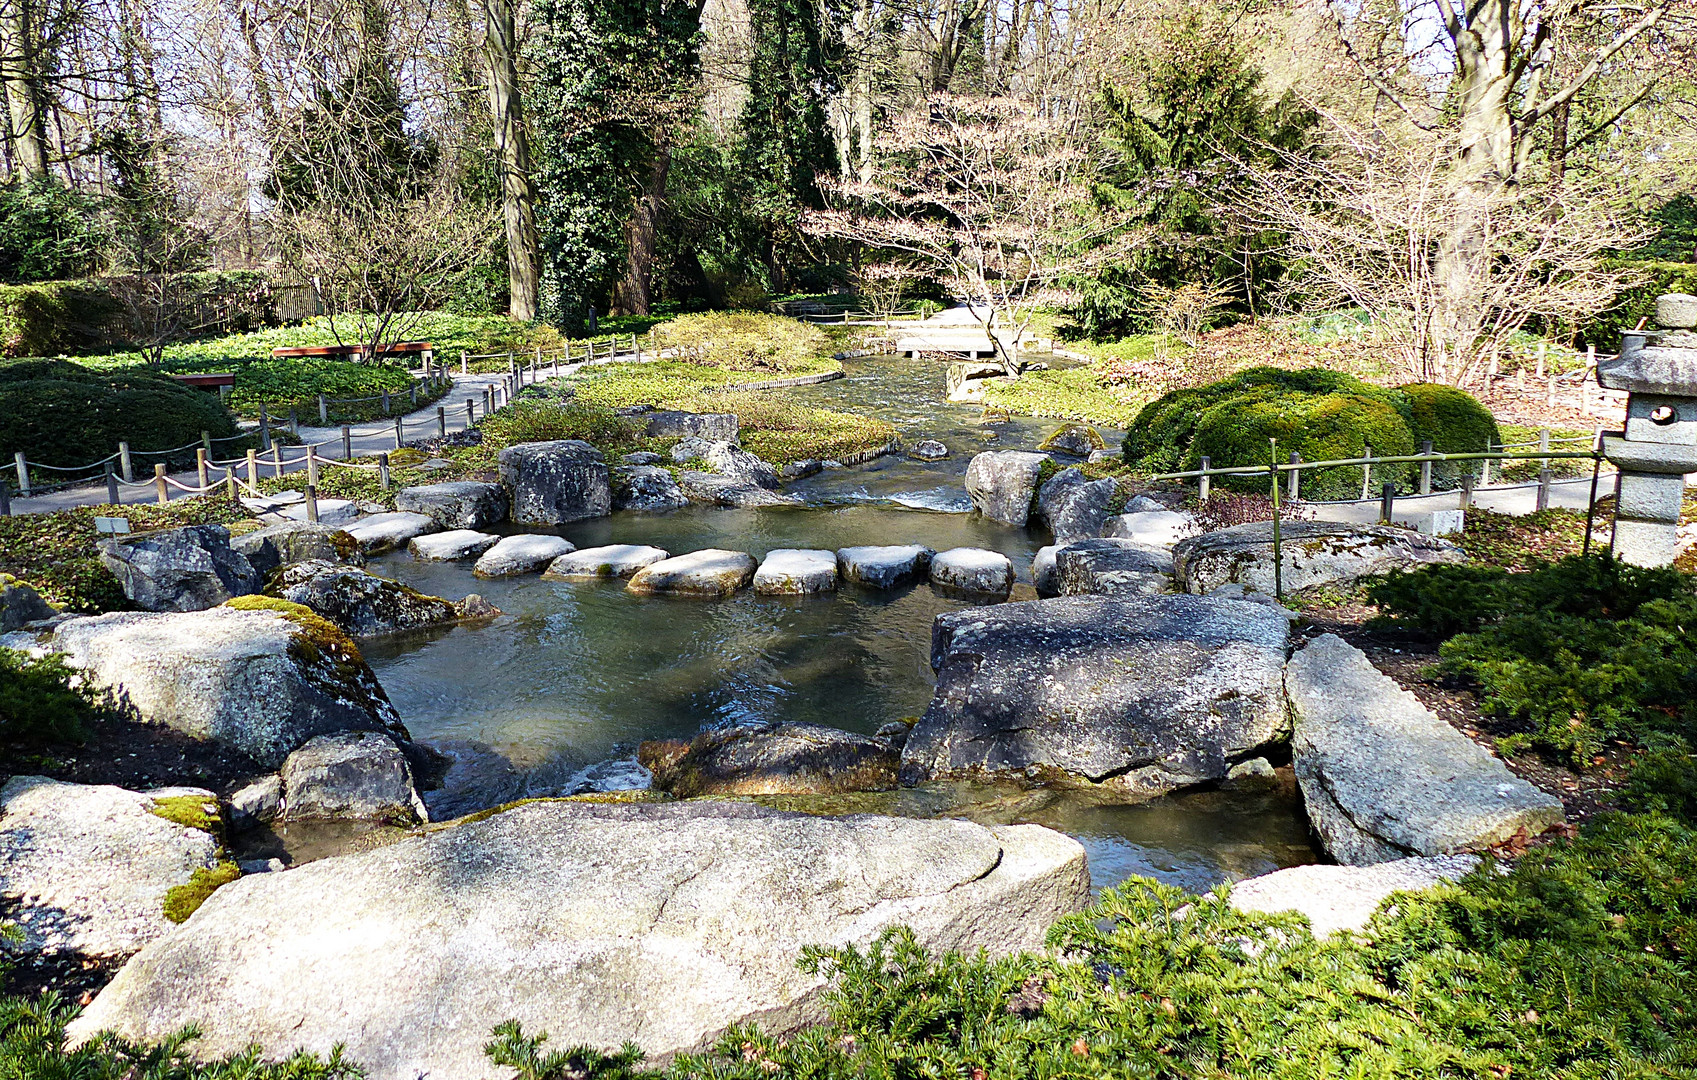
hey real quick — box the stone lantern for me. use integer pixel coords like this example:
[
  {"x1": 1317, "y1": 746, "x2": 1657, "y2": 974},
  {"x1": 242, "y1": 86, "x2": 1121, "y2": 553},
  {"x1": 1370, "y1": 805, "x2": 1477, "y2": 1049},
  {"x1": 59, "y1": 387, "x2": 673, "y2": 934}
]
[{"x1": 1597, "y1": 293, "x2": 1697, "y2": 566}]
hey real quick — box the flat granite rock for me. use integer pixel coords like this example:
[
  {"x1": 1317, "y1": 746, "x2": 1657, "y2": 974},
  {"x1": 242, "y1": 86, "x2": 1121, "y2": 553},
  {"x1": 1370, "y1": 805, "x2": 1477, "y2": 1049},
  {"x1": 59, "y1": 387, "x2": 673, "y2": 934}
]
[
  {"x1": 1055, "y1": 538, "x2": 1173, "y2": 597},
  {"x1": 1286, "y1": 634, "x2": 1565, "y2": 864},
  {"x1": 408, "y1": 530, "x2": 501, "y2": 561},
  {"x1": 753, "y1": 549, "x2": 838, "y2": 594},
  {"x1": 395, "y1": 481, "x2": 508, "y2": 530},
  {"x1": 837, "y1": 545, "x2": 935, "y2": 588},
  {"x1": 901, "y1": 594, "x2": 1290, "y2": 800},
  {"x1": 929, "y1": 547, "x2": 1015, "y2": 596},
  {"x1": 640, "y1": 722, "x2": 898, "y2": 797},
  {"x1": 542, "y1": 545, "x2": 670, "y2": 580},
  {"x1": 1230, "y1": 854, "x2": 1480, "y2": 938},
  {"x1": 230, "y1": 522, "x2": 363, "y2": 577},
  {"x1": 98, "y1": 525, "x2": 261, "y2": 612},
  {"x1": 0, "y1": 777, "x2": 222, "y2": 961},
  {"x1": 1103, "y1": 510, "x2": 1195, "y2": 547},
  {"x1": 473, "y1": 534, "x2": 577, "y2": 578},
  {"x1": 627, "y1": 549, "x2": 758, "y2": 598},
  {"x1": 68, "y1": 801, "x2": 1090, "y2": 1079},
  {"x1": 1175, "y1": 521, "x2": 1465, "y2": 595},
  {"x1": 342, "y1": 512, "x2": 437, "y2": 554}
]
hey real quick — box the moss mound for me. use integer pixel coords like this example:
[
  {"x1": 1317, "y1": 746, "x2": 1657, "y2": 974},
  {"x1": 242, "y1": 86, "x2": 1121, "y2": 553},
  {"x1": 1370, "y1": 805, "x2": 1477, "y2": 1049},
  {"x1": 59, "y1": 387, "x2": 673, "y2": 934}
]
[
  {"x1": 1124, "y1": 367, "x2": 1497, "y2": 499},
  {"x1": 161, "y1": 861, "x2": 240, "y2": 923},
  {"x1": 0, "y1": 358, "x2": 240, "y2": 470}
]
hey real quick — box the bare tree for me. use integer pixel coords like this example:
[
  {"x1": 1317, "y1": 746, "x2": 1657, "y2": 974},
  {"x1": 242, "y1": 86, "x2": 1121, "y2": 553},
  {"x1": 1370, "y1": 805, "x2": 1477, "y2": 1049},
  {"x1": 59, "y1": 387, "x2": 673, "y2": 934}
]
[
  {"x1": 805, "y1": 93, "x2": 1140, "y2": 376},
  {"x1": 480, "y1": 0, "x2": 539, "y2": 321}
]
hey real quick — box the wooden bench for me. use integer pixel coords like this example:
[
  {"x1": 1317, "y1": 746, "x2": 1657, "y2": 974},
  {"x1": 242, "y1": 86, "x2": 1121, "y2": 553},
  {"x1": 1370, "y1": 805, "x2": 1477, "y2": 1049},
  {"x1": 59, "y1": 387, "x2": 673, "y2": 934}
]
[
  {"x1": 271, "y1": 341, "x2": 434, "y2": 363},
  {"x1": 170, "y1": 372, "x2": 236, "y2": 393}
]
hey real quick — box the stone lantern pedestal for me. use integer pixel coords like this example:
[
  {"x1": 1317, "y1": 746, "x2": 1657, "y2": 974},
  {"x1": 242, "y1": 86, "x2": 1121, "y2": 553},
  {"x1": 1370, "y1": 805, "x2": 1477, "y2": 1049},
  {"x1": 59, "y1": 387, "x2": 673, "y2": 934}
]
[{"x1": 1597, "y1": 293, "x2": 1697, "y2": 566}]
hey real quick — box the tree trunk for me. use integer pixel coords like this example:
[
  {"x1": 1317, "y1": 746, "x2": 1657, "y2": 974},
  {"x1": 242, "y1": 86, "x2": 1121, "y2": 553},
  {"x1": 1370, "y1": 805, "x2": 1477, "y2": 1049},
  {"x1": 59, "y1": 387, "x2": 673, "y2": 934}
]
[
  {"x1": 0, "y1": 0, "x2": 47, "y2": 178},
  {"x1": 481, "y1": 0, "x2": 540, "y2": 321},
  {"x1": 614, "y1": 149, "x2": 669, "y2": 317}
]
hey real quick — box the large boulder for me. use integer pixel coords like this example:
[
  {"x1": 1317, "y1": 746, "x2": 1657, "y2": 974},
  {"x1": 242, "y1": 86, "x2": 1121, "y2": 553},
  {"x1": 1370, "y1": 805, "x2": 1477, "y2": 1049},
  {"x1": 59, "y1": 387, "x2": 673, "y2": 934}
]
[
  {"x1": 627, "y1": 549, "x2": 758, "y2": 598},
  {"x1": 645, "y1": 410, "x2": 738, "y2": 442},
  {"x1": 901, "y1": 595, "x2": 1290, "y2": 800},
  {"x1": 0, "y1": 776, "x2": 222, "y2": 960},
  {"x1": 98, "y1": 525, "x2": 261, "y2": 612},
  {"x1": 837, "y1": 545, "x2": 934, "y2": 588},
  {"x1": 542, "y1": 544, "x2": 669, "y2": 580},
  {"x1": 271, "y1": 561, "x2": 463, "y2": 637},
  {"x1": 408, "y1": 529, "x2": 500, "y2": 561},
  {"x1": 1286, "y1": 634, "x2": 1565, "y2": 865},
  {"x1": 231, "y1": 521, "x2": 363, "y2": 577},
  {"x1": 639, "y1": 722, "x2": 899, "y2": 797},
  {"x1": 473, "y1": 534, "x2": 576, "y2": 578},
  {"x1": 702, "y1": 441, "x2": 781, "y2": 489},
  {"x1": 1103, "y1": 509, "x2": 1195, "y2": 547},
  {"x1": 51, "y1": 606, "x2": 409, "y2": 769},
  {"x1": 1230, "y1": 855, "x2": 1479, "y2": 939},
  {"x1": 395, "y1": 481, "x2": 508, "y2": 530},
  {"x1": 1055, "y1": 539, "x2": 1173, "y2": 597},
  {"x1": 0, "y1": 573, "x2": 54, "y2": 630},
  {"x1": 280, "y1": 732, "x2": 426, "y2": 824},
  {"x1": 753, "y1": 549, "x2": 838, "y2": 595},
  {"x1": 498, "y1": 440, "x2": 613, "y2": 526},
  {"x1": 677, "y1": 470, "x2": 803, "y2": 508},
  {"x1": 1034, "y1": 468, "x2": 1117, "y2": 543},
  {"x1": 929, "y1": 547, "x2": 1015, "y2": 596},
  {"x1": 612, "y1": 465, "x2": 689, "y2": 512},
  {"x1": 1174, "y1": 521, "x2": 1465, "y2": 595},
  {"x1": 69, "y1": 801, "x2": 1089, "y2": 1077},
  {"x1": 964, "y1": 451, "x2": 1049, "y2": 527},
  {"x1": 341, "y1": 512, "x2": 437, "y2": 555}
]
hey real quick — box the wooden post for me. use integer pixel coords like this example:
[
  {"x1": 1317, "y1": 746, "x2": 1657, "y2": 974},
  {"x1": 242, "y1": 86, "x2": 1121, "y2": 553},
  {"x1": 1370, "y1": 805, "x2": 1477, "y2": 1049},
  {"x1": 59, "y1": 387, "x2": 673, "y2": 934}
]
[
  {"x1": 409, "y1": 385, "x2": 417, "y2": 408},
  {"x1": 1460, "y1": 473, "x2": 1474, "y2": 509},
  {"x1": 1419, "y1": 439, "x2": 1434, "y2": 495},
  {"x1": 271, "y1": 443, "x2": 282, "y2": 475},
  {"x1": 1535, "y1": 342, "x2": 1546, "y2": 378},
  {"x1": 1480, "y1": 446, "x2": 1493, "y2": 487},
  {"x1": 14, "y1": 452, "x2": 29, "y2": 498},
  {"x1": 1379, "y1": 482, "x2": 1394, "y2": 524},
  {"x1": 0, "y1": 481, "x2": 8, "y2": 515},
  {"x1": 106, "y1": 462, "x2": 119, "y2": 505},
  {"x1": 1537, "y1": 469, "x2": 1553, "y2": 512},
  {"x1": 466, "y1": 399, "x2": 476, "y2": 424},
  {"x1": 318, "y1": 394, "x2": 328, "y2": 424},
  {"x1": 306, "y1": 445, "x2": 320, "y2": 491},
  {"x1": 196, "y1": 448, "x2": 210, "y2": 491},
  {"x1": 341, "y1": 425, "x2": 352, "y2": 460},
  {"x1": 378, "y1": 453, "x2": 391, "y2": 491},
  {"x1": 1198, "y1": 456, "x2": 1211, "y2": 504},
  {"x1": 438, "y1": 406, "x2": 447, "y2": 438},
  {"x1": 460, "y1": 351, "x2": 468, "y2": 376},
  {"x1": 305, "y1": 485, "x2": 319, "y2": 523},
  {"x1": 201, "y1": 430, "x2": 213, "y2": 457},
  {"x1": 1545, "y1": 375, "x2": 1556, "y2": 407},
  {"x1": 154, "y1": 463, "x2": 168, "y2": 505},
  {"x1": 1360, "y1": 444, "x2": 1372, "y2": 501},
  {"x1": 508, "y1": 352, "x2": 516, "y2": 376},
  {"x1": 394, "y1": 417, "x2": 404, "y2": 448},
  {"x1": 119, "y1": 441, "x2": 133, "y2": 482},
  {"x1": 1287, "y1": 451, "x2": 1300, "y2": 501},
  {"x1": 381, "y1": 388, "x2": 390, "y2": 415},
  {"x1": 1539, "y1": 427, "x2": 1550, "y2": 469},
  {"x1": 289, "y1": 409, "x2": 299, "y2": 438},
  {"x1": 634, "y1": 335, "x2": 642, "y2": 363},
  {"x1": 258, "y1": 403, "x2": 271, "y2": 451},
  {"x1": 246, "y1": 449, "x2": 258, "y2": 489},
  {"x1": 225, "y1": 468, "x2": 239, "y2": 500}
]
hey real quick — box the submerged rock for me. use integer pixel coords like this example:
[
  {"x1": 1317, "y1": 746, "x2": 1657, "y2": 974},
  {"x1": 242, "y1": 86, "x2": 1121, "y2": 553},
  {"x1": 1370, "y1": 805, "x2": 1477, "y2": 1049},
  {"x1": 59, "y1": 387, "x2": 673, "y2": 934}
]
[
  {"x1": 0, "y1": 776, "x2": 222, "y2": 960},
  {"x1": 542, "y1": 544, "x2": 669, "y2": 580},
  {"x1": 68, "y1": 801, "x2": 1088, "y2": 1079},
  {"x1": 929, "y1": 547, "x2": 1015, "y2": 596},
  {"x1": 473, "y1": 534, "x2": 576, "y2": 578},
  {"x1": 1174, "y1": 521, "x2": 1465, "y2": 595},
  {"x1": 627, "y1": 549, "x2": 758, "y2": 598},
  {"x1": 408, "y1": 529, "x2": 500, "y2": 561},
  {"x1": 98, "y1": 525, "x2": 261, "y2": 612},
  {"x1": 342, "y1": 512, "x2": 437, "y2": 555},
  {"x1": 964, "y1": 450, "x2": 1048, "y2": 527},
  {"x1": 901, "y1": 594, "x2": 1290, "y2": 801},
  {"x1": 639, "y1": 722, "x2": 899, "y2": 797},
  {"x1": 415, "y1": 739, "x2": 524, "y2": 821},
  {"x1": 281, "y1": 732, "x2": 426, "y2": 824},
  {"x1": 51, "y1": 606, "x2": 408, "y2": 768},
  {"x1": 753, "y1": 549, "x2": 838, "y2": 594},
  {"x1": 1230, "y1": 855, "x2": 1480, "y2": 938},
  {"x1": 612, "y1": 465, "x2": 689, "y2": 512},
  {"x1": 909, "y1": 439, "x2": 950, "y2": 461},
  {"x1": 1286, "y1": 634, "x2": 1564, "y2": 864},
  {"x1": 272, "y1": 561, "x2": 462, "y2": 637},
  {"x1": 1054, "y1": 538, "x2": 1172, "y2": 597},
  {"x1": 498, "y1": 440, "x2": 613, "y2": 526},
  {"x1": 836, "y1": 545, "x2": 934, "y2": 588},
  {"x1": 395, "y1": 481, "x2": 508, "y2": 530}
]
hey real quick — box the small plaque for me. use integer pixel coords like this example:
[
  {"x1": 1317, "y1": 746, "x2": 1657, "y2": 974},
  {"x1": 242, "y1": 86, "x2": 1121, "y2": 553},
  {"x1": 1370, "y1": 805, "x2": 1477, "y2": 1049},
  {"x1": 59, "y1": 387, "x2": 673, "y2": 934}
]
[{"x1": 94, "y1": 516, "x2": 131, "y2": 535}]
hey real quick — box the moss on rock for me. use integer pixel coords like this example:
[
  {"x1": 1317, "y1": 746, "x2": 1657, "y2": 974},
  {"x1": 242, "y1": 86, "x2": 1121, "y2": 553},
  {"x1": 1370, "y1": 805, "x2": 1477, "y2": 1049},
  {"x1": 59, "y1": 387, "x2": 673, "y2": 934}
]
[
  {"x1": 161, "y1": 860, "x2": 240, "y2": 923},
  {"x1": 148, "y1": 794, "x2": 222, "y2": 835}
]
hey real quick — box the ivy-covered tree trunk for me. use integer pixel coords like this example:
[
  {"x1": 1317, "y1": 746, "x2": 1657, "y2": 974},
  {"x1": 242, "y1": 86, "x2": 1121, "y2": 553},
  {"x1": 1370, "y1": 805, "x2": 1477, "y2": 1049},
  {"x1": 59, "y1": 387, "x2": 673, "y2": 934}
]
[
  {"x1": 481, "y1": 0, "x2": 540, "y2": 321},
  {"x1": 614, "y1": 148, "x2": 669, "y2": 316},
  {"x1": 0, "y1": 0, "x2": 48, "y2": 178}
]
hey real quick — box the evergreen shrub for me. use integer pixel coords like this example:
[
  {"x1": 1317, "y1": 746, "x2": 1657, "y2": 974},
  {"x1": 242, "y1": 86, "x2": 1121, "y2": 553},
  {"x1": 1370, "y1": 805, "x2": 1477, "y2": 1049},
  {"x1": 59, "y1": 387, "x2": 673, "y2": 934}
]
[{"x1": 0, "y1": 646, "x2": 106, "y2": 744}]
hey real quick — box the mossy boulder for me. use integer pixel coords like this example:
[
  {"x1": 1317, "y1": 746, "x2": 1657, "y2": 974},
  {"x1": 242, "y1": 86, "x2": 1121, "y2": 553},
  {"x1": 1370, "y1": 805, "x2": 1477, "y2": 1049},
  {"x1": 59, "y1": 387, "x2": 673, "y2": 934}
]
[{"x1": 267, "y1": 560, "x2": 463, "y2": 637}]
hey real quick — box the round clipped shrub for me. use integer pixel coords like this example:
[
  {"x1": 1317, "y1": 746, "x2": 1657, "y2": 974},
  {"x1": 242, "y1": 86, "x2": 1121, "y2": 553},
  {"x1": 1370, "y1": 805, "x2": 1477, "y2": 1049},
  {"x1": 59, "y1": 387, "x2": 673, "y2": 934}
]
[
  {"x1": 1399, "y1": 382, "x2": 1500, "y2": 485},
  {"x1": 0, "y1": 359, "x2": 240, "y2": 469},
  {"x1": 1190, "y1": 390, "x2": 1415, "y2": 499}
]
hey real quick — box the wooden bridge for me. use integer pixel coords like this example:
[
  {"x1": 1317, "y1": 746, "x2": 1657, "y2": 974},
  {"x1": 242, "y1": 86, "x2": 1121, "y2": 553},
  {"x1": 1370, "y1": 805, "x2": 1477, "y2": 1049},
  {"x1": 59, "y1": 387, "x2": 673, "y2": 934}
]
[{"x1": 892, "y1": 326, "x2": 1036, "y2": 358}]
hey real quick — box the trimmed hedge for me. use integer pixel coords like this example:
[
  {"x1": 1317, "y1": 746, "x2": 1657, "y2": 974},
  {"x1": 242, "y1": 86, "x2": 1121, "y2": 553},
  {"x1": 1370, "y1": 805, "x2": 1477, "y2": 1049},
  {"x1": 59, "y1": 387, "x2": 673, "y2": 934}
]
[
  {"x1": 0, "y1": 271, "x2": 285, "y2": 359},
  {"x1": 1124, "y1": 367, "x2": 1499, "y2": 499},
  {"x1": 0, "y1": 359, "x2": 240, "y2": 471}
]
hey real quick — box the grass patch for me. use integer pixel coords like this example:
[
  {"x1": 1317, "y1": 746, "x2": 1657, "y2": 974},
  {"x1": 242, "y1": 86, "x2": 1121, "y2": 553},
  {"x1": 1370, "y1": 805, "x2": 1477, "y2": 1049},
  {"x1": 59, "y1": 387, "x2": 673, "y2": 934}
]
[
  {"x1": 982, "y1": 364, "x2": 1152, "y2": 427},
  {"x1": 651, "y1": 312, "x2": 829, "y2": 373},
  {"x1": 0, "y1": 497, "x2": 252, "y2": 612},
  {"x1": 160, "y1": 861, "x2": 240, "y2": 924},
  {"x1": 676, "y1": 391, "x2": 896, "y2": 464}
]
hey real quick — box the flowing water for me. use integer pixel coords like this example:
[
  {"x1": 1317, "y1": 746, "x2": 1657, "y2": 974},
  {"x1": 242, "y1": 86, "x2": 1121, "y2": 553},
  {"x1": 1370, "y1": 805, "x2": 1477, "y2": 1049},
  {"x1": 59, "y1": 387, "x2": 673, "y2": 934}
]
[{"x1": 349, "y1": 355, "x2": 1318, "y2": 892}]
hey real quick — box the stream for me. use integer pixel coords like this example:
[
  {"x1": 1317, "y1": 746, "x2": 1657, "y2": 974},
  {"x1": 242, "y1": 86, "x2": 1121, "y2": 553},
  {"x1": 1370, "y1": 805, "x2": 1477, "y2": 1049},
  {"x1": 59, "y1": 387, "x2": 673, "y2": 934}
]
[{"x1": 298, "y1": 355, "x2": 1320, "y2": 891}]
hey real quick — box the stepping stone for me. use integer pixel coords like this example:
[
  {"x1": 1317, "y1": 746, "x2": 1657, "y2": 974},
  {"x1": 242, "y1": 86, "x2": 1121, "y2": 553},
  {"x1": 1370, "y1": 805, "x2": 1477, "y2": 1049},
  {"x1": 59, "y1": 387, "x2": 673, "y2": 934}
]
[
  {"x1": 542, "y1": 545, "x2": 669, "y2": 580},
  {"x1": 1055, "y1": 539, "x2": 1172, "y2": 598},
  {"x1": 1103, "y1": 509, "x2": 1195, "y2": 547},
  {"x1": 474, "y1": 535, "x2": 577, "y2": 578},
  {"x1": 1230, "y1": 855, "x2": 1479, "y2": 939},
  {"x1": 408, "y1": 530, "x2": 500, "y2": 561},
  {"x1": 929, "y1": 547, "x2": 1015, "y2": 596},
  {"x1": 343, "y1": 512, "x2": 437, "y2": 554},
  {"x1": 753, "y1": 549, "x2": 838, "y2": 595},
  {"x1": 836, "y1": 545, "x2": 934, "y2": 588},
  {"x1": 627, "y1": 549, "x2": 757, "y2": 598},
  {"x1": 1286, "y1": 634, "x2": 1565, "y2": 865}
]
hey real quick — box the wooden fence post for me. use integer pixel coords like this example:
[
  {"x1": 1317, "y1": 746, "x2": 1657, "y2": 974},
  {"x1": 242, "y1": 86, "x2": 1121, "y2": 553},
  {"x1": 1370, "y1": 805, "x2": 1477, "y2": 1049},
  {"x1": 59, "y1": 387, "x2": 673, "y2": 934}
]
[
  {"x1": 154, "y1": 463, "x2": 169, "y2": 505},
  {"x1": 378, "y1": 453, "x2": 391, "y2": 491},
  {"x1": 1539, "y1": 427, "x2": 1551, "y2": 469},
  {"x1": 0, "y1": 481, "x2": 9, "y2": 515},
  {"x1": 318, "y1": 394, "x2": 328, "y2": 424},
  {"x1": 305, "y1": 485, "x2": 319, "y2": 523},
  {"x1": 1360, "y1": 445, "x2": 1372, "y2": 501},
  {"x1": 1287, "y1": 451, "x2": 1301, "y2": 501},
  {"x1": 1537, "y1": 469, "x2": 1553, "y2": 512},
  {"x1": 258, "y1": 403, "x2": 271, "y2": 451},
  {"x1": 466, "y1": 399, "x2": 476, "y2": 425},
  {"x1": 460, "y1": 351, "x2": 468, "y2": 376},
  {"x1": 196, "y1": 448, "x2": 210, "y2": 491},
  {"x1": 15, "y1": 452, "x2": 30, "y2": 498},
  {"x1": 202, "y1": 430, "x2": 213, "y2": 457},
  {"x1": 382, "y1": 388, "x2": 390, "y2": 415},
  {"x1": 438, "y1": 406, "x2": 447, "y2": 438},
  {"x1": 106, "y1": 462, "x2": 119, "y2": 505},
  {"x1": 1379, "y1": 482, "x2": 1394, "y2": 524},
  {"x1": 1198, "y1": 456, "x2": 1211, "y2": 503},
  {"x1": 1419, "y1": 440, "x2": 1434, "y2": 495},
  {"x1": 247, "y1": 449, "x2": 258, "y2": 490},
  {"x1": 119, "y1": 441, "x2": 133, "y2": 482},
  {"x1": 1480, "y1": 447, "x2": 1493, "y2": 487},
  {"x1": 341, "y1": 426, "x2": 352, "y2": 460},
  {"x1": 394, "y1": 417, "x2": 404, "y2": 448},
  {"x1": 1460, "y1": 473, "x2": 1474, "y2": 509}
]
